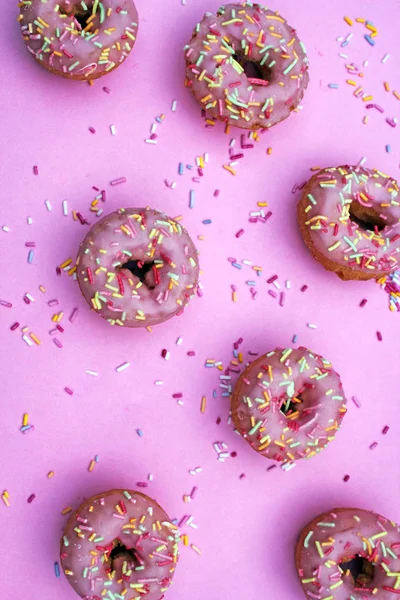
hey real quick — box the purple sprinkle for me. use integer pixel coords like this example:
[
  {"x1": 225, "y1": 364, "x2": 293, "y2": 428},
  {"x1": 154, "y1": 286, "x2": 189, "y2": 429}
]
[
  {"x1": 48, "y1": 299, "x2": 59, "y2": 307},
  {"x1": 239, "y1": 473, "x2": 246, "y2": 480},
  {"x1": 369, "y1": 442, "x2": 378, "y2": 450},
  {"x1": 386, "y1": 118, "x2": 397, "y2": 128},
  {"x1": 267, "y1": 465, "x2": 277, "y2": 472},
  {"x1": 213, "y1": 190, "x2": 220, "y2": 197},
  {"x1": 33, "y1": 166, "x2": 39, "y2": 175},
  {"x1": 374, "y1": 104, "x2": 384, "y2": 113},
  {"x1": 27, "y1": 494, "x2": 36, "y2": 503},
  {"x1": 69, "y1": 308, "x2": 79, "y2": 323},
  {"x1": 110, "y1": 177, "x2": 127, "y2": 186},
  {"x1": 64, "y1": 387, "x2": 74, "y2": 396},
  {"x1": 352, "y1": 396, "x2": 362, "y2": 408},
  {"x1": 102, "y1": 86, "x2": 111, "y2": 94},
  {"x1": 376, "y1": 331, "x2": 383, "y2": 341},
  {"x1": 89, "y1": 126, "x2": 96, "y2": 134},
  {"x1": 137, "y1": 482, "x2": 148, "y2": 488},
  {"x1": 53, "y1": 338, "x2": 62, "y2": 348},
  {"x1": 235, "y1": 229, "x2": 244, "y2": 238},
  {"x1": 190, "y1": 486, "x2": 198, "y2": 499},
  {"x1": 382, "y1": 425, "x2": 389, "y2": 435},
  {"x1": 0, "y1": 300, "x2": 12, "y2": 308},
  {"x1": 268, "y1": 290, "x2": 278, "y2": 299},
  {"x1": 279, "y1": 292, "x2": 285, "y2": 307}
]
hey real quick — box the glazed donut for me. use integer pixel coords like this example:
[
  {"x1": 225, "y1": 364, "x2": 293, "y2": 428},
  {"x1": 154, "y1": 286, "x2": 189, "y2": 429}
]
[
  {"x1": 230, "y1": 347, "x2": 347, "y2": 463},
  {"x1": 184, "y1": 2, "x2": 309, "y2": 130},
  {"x1": 298, "y1": 165, "x2": 400, "y2": 281},
  {"x1": 76, "y1": 208, "x2": 200, "y2": 327},
  {"x1": 295, "y1": 508, "x2": 400, "y2": 600},
  {"x1": 60, "y1": 489, "x2": 179, "y2": 600},
  {"x1": 19, "y1": 0, "x2": 139, "y2": 80}
]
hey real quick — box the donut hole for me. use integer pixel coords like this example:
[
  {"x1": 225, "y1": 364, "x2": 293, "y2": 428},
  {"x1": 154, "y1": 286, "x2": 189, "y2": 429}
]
[
  {"x1": 349, "y1": 202, "x2": 386, "y2": 232},
  {"x1": 232, "y1": 53, "x2": 273, "y2": 84},
  {"x1": 280, "y1": 394, "x2": 303, "y2": 417},
  {"x1": 59, "y1": 2, "x2": 94, "y2": 29},
  {"x1": 109, "y1": 539, "x2": 139, "y2": 569},
  {"x1": 339, "y1": 555, "x2": 375, "y2": 587},
  {"x1": 121, "y1": 260, "x2": 157, "y2": 290}
]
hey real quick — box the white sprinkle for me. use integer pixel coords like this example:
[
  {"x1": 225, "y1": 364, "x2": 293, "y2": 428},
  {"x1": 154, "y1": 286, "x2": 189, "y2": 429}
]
[
  {"x1": 381, "y1": 53, "x2": 390, "y2": 64},
  {"x1": 148, "y1": 473, "x2": 153, "y2": 481},
  {"x1": 177, "y1": 400, "x2": 184, "y2": 406},
  {"x1": 45, "y1": 200, "x2": 52, "y2": 212},
  {"x1": 154, "y1": 380, "x2": 163, "y2": 385},
  {"x1": 273, "y1": 281, "x2": 281, "y2": 289},
  {"x1": 204, "y1": 153, "x2": 209, "y2": 163},
  {"x1": 176, "y1": 337, "x2": 183, "y2": 345},
  {"x1": 363, "y1": 60, "x2": 369, "y2": 67},
  {"x1": 171, "y1": 100, "x2": 178, "y2": 112},
  {"x1": 171, "y1": 182, "x2": 177, "y2": 189},
  {"x1": 307, "y1": 323, "x2": 317, "y2": 329},
  {"x1": 26, "y1": 293, "x2": 35, "y2": 302},
  {"x1": 286, "y1": 280, "x2": 291, "y2": 289},
  {"x1": 110, "y1": 125, "x2": 116, "y2": 135},
  {"x1": 22, "y1": 335, "x2": 34, "y2": 346},
  {"x1": 2, "y1": 226, "x2": 10, "y2": 232},
  {"x1": 339, "y1": 53, "x2": 348, "y2": 59},
  {"x1": 27, "y1": 217, "x2": 33, "y2": 225},
  {"x1": 116, "y1": 362, "x2": 130, "y2": 373},
  {"x1": 163, "y1": 352, "x2": 171, "y2": 361},
  {"x1": 86, "y1": 370, "x2": 99, "y2": 376},
  {"x1": 145, "y1": 139, "x2": 157, "y2": 144},
  {"x1": 150, "y1": 123, "x2": 157, "y2": 134},
  {"x1": 359, "y1": 156, "x2": 367, "y2": 167},
  {"x1": 62, "y1": 200, "x2": 68, "y2": 216}
]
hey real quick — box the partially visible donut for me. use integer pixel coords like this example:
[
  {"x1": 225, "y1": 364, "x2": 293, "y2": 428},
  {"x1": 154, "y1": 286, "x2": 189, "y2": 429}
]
[
  {"x1": 76, "y1": 208, "x2": 200, "y2": 327},
  {"x1": 295, "y1": 508, "x2": 400, "y2": 600},
  {"x1": 184, "y1": 2, "x2": 309, "y2": 130},
  {"x1": 230, "y1": 347, "x2": 347, "y2": 463},
  {"x1": 298, "y1": 165, "x2": 400, "y2": 281},
  {"x1": 60, "y1": 489, "x2": 179, "y2": 600},
  {"x1": 19, "y1": 0, "x2": 139, "y2": 80}
]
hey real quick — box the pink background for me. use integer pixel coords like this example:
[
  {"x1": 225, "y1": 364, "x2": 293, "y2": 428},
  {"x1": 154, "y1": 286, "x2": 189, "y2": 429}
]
[{"x1": 1, "y1": 0, "x2": 400, "y2": 598}]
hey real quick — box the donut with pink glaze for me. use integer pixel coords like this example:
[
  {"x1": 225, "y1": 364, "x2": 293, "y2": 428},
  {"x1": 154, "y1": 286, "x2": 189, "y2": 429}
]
[
  {"x1": 76, "y1": 208, "x2": 200, "y2": 327},
  {"x1": 60, "y1": 489, "x2": 179, "y2": 600},
  {"x1": 298, "y1": 165, "x2": 400, "y2": 281},
  {"x1": 19, "y1": 0, "x2": 139, "y2": 80},
  {"x1": 184, "y1": 2, "x2": 309, "y2": 130},
  {"x1": 296, "y1": 508, "x2": 400, "y2": 600},
  {"x1": 231, "y1": 347, "x2": 347, "y2": 464}
]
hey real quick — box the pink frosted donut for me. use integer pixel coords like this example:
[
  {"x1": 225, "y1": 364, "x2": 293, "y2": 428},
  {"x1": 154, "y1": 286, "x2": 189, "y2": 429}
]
[
  {"x1": 19, "y1": 0, "x2": 139, "y2": 80},
  {"x1": 184, "y1": 2, "x2": 309, "y2": 130},
  {"x1": 60, "y1": 489, "x2": 179, "y2": 600},
  {"x1": 298, "y1": 165, "x2": 400, "y2": 281},
  {"x1": 231, "y1": 347, "x2": 347, "y2": 464},
  {"x1": 296, "y1": 508, "x2": 400, "y2": 600},
  {"x1": 76, "y1": 208, "x2": 200, "y2": 327}
]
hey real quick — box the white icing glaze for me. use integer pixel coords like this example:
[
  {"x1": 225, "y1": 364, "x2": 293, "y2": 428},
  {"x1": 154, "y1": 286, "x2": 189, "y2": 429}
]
[
  {"x1": 19, "y1": 0, "x2": 138, "y2": 79},
  {"x1": 231, "y1": 347, "x2": 347, "y2": 463},
  {"x1": 184, "y1": 2, "x2": 309, "y2": 129},
  {"x1": 76, "y1": 208, "x2": 200, "y2": 327}
]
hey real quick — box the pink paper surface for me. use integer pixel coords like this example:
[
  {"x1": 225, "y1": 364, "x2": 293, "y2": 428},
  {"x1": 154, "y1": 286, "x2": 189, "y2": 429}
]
[{"x1": 1, "y1": 1, "x2": 399, "y2": 599}]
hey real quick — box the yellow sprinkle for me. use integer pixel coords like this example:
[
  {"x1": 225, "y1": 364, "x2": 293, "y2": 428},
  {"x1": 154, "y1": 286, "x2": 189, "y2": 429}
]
[
  {"x1": 200, "y1": 396, "x2": 207, "y2": 413},
  {"x1": 47, "y1": 471, "x2": 54, "y2": 478},
  {"x1": 61, "y1": 506, "x2": 73, "y2": 515},
  {"x1": 363, "y1": 95, "x2": 373, "y2": 101},
  {"x1": 266, "y1": 147, "x2": 273, "y2": 155},
  {"x1": 39, "y1": 285, "x2": 46, "y2": 293},
  {"x1": 60, "y1": 258, "x2": 72, "y2": 269},
  {"x1": 30, "y1": 333, "x2": 41, "y2": 345},
  {"x1": 344, "y1": 16, "x2": 353, "y2": 26},
  {"x1": 346, "y1": 80, "x2": 357, "y2": 86},
  {"x1": 181, "y1": 534, "x2": 189, "y2": 546},
  {"x1": 223, "y1": 164, "x2": 236, "y2": 175},
  {"x1": 88, "y1": 460, "x2": 96, "y2": 472},
  {"x1": 22, "y1": 413, "x2": 29, "y2": 426}
]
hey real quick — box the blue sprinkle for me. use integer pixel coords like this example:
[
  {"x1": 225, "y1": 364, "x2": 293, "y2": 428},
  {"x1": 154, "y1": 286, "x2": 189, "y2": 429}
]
[
  {"x1": 246, "y1": 281, "x2": 256, "y2": 286},
  {"x1": 189, "y1": 190, "x2": 195, "y2": 209},
  {"x1": 386, "y1": 145, "x2": 391, "y2": 153},
  {"x1": 292, "y1": 334, "x2": 298, "y2": 344},
  {"x1": 328, "y1": 83, "x2": 339, "y2": 89},
  {"x1": 136, "y1": 429, "x2": 143, "y2": 437},
  {"x1": 213, "y1": 390, "x2": 217, "y2": 398},
  {"x1": 178, "y1": 162, "x2": 184, "y2": 175},
  {"x1": 171, "y1": 518, "x2": 179, "y2": 526},
  {"x1": 365, "y1": 34, "x2": 375, "y2": 46},
  {"x1": 202, "y1": 219, "x2": 212, "y2": 224},
  {"x1": 155, "y1": 116, "x2": 163, "y2": 123},
  {"x1": 232, "y1": 262, "x2": 242, "y2": 269},
  {"x1": 233, "y1": 349, "x2": 238, "y2": 358},
  {"x1": 186, "y1": 164, "x2": 193, "y2": 170},
  {"x1": 95, "y1": 455, "x2": 100, "y2": 463},
  {"x1": 54, "y1": 562, "x2": 60, "y2": 578},
  {"x1": 28, "y1": 250, "x2": 34, "y2": 263}
]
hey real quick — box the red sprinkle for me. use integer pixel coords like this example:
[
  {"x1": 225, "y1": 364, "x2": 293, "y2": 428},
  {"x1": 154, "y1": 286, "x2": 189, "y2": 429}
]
[
  {"x1": 64, "y1": 387, "x2": 74, "y2": 396},
  {"x1": 235, "y1": 229, "x2": 245, "y2": 238},
  {"x1": 172, "y1": 393, "x2": 183, "y2": 399},
  {"x1": 89, "y1": 127, "x2": 96, "y2": 134},
  {"x1": 267, "y1": 275, "x2": 278, "y2": 284},
  {"x1": 359, "y1": 298, "x2": 368, "y2": 307},
  {"x1": 10, "y1": 322, "x2": 19, "y2": 331},
  {"x1": 343, "y1": 475, "x2": 350, "y2": 482},
  {"x1": 382, "y1": 425, "x2": 389, "y2": 435},
  {"x1": 376, "y1": 331, "x2": 383, "y2": 341},
  {"x1": 33, "y1": 166, "x2": 39, "y2": 175},
  {"x1": 27, "y1": 494, "x2": 36, "y2": 503},
  {"x1": 301, "y1": 285, "x2": 308, "y2": 292}
]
